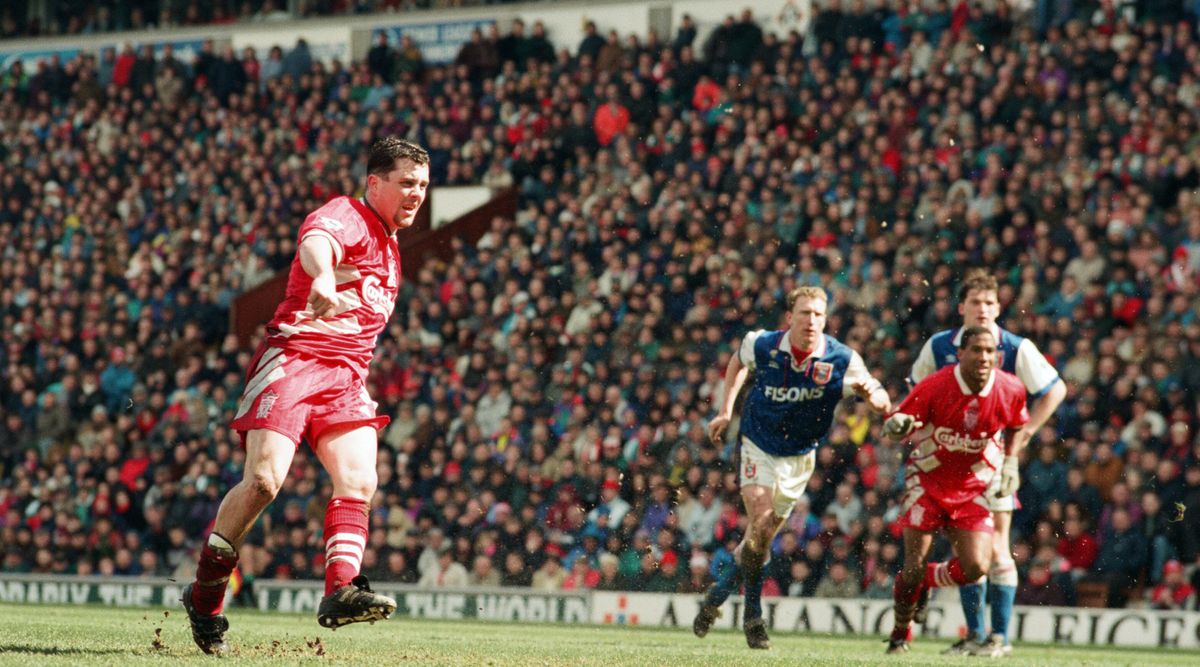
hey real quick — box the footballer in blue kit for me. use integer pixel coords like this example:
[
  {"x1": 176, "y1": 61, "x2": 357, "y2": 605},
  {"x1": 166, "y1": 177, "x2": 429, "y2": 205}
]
[
  {"x1": 909, "y1": 270, "x2": 1066, "y2": 657},
  {"x1": 694, "y1": 286, "x2": 891, "y2": 649}
]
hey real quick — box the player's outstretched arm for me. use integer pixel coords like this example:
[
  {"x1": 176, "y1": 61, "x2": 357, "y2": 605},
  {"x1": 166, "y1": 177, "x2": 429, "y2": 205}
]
[
  {"x1": 881, "y1": 374, "x2": 929, "y2": 441},
  {"x1": 708, "y1": 351, "x2": 748, "y2": 445},
  {"x1": 299, "y1": 235, "x2": 340, "y2": 318},
  {"x1": 849, "y1": 381, "x2": 891, "y2": 414},
  {"x1": 844, "y1": 350, "x2": 890, "y2": 414}
]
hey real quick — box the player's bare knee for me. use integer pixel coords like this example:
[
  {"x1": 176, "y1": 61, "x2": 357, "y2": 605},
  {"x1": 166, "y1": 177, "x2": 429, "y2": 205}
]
[
  {"x1": 991, "y1": 542, "x2": 1009, "y2": 560},
  {"x1": 246, "y1": 472, "x2": 282, "y2": 503},
  {"x1": 961, "y1": 560, "x2": 988, "y2": 582},
  {"x1": 336, "y1": 469, "x2": 377, "y2": 500}
]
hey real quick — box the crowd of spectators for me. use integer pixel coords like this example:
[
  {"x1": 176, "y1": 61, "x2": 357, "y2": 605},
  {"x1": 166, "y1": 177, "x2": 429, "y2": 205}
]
[
  {"x1": 3, "y1": 0, "x2": 1200, "y2": 612},
  {"x1": 0, "y1": 0, "x2": 536, "y2": 39}
]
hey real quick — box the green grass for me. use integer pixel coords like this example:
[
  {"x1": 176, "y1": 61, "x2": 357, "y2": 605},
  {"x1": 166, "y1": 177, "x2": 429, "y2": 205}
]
[{"x1": 1, "y1": 603, "x2": 1198, "y2": 665}]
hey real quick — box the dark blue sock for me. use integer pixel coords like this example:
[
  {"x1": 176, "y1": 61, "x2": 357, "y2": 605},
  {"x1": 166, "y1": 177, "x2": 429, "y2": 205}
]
[
  {"x1": 704, "y1": 556, "x2": 742, "y2": 608},
  {"x1": 960, "y1": 581, "x2": 987, "y2": 642},
  {"x1": 741, "y1": 552, "x2": 766, "y2": 621},
  {"x1": 990, "y1": 584, "x2": 1016, "y2": 642}
]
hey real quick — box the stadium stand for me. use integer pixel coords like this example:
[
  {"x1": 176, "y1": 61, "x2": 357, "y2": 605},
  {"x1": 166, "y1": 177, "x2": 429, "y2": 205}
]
[
  {"x1": 2, "y1": 0, "x2": 1200, "y2": 611},
  {"x1": 0, "y1": 1, "x2": 519, "y2": 37}
]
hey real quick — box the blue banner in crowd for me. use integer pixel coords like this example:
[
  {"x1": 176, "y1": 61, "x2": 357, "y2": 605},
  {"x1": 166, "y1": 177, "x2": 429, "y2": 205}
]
[
  {"x1": 379, "y1": 18, "x2": 496, "y2": 64},
  {"x1": 0, "y1": 47, "x2": 79, "y2": 71},
  {"x1": 0, "y1": 38, "x2": 206, "y2": 72}
]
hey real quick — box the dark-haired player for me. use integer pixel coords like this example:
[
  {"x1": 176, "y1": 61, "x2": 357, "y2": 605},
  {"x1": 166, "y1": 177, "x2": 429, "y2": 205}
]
[
  {"x1": 884, "y1": 327, "x2": 1030, "y2": 654},
  {"x1": 909, "y1": 271, "x2": 1064, "y2": 657},
  {"x1": 182, "y1": 137, "x2": 430, "y2": 655}
]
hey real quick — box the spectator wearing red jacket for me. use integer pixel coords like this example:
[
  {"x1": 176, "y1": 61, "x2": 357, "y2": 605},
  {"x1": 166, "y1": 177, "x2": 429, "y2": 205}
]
[
  {"x1": 112, "y1": 43, "x2": 136, "y2": 87},
  {"x1": 1056, "y1": 516, "x2": 1099, "y2": 575},
  {"x1": 592, "y1": 90, "x2": 629, "y2": 147},
  {"x1": 1150, "y1": 561, "x2": 1196, "y2": 610},
  {"x1": 691, "y1": 74, "x2": 720, "y2": 111}
]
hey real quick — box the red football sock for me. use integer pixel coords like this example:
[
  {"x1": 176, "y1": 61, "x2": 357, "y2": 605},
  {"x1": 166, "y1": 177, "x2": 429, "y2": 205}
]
[
  {"x1": 324, "y1": 496, "x2": 369, "y2": 595},
  {"x1": 191, "y1": 533, "x2": 239, "y2": 616},
  {"x1": 922, "y1": 562, "x2": 939, "y2": 588},
  {"x1": 890, "y1": 624, "x2": 913, "y2": 641},
  {"x1": 924, "y1": 558, "x2": 969, "y2": 588}
]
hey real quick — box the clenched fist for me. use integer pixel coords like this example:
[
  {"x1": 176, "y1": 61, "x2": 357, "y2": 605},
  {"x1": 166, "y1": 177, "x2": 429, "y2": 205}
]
[
  {"x1": 307, "y1": 273, "x2": 340, "y2": 318},
  {"x1": 883, "y1": 413, "x2": 920, "y2": 439},
  {"x1": 707, "y1": 415, "x2": 731, "y2": 445}
]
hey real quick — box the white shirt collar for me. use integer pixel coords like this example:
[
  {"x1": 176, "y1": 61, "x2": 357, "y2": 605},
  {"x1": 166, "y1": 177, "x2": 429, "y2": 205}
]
[{"x1": 954, "y1": 364, "x2": 995, "y2": 396}]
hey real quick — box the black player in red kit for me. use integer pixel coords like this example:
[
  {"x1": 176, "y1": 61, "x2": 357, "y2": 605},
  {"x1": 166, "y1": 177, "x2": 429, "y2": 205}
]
[{"x1": 882, "y1": 327, "x2": 1030, "y2": 653}]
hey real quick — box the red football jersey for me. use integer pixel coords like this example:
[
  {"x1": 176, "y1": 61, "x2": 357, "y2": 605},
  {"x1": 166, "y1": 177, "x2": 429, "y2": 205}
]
[
  {"x1": 264, "y1": 196, "x2": 400, "y2": 373},
  {"x1": 894, "y1": 365, "x2": 1029, "y2": 505}
]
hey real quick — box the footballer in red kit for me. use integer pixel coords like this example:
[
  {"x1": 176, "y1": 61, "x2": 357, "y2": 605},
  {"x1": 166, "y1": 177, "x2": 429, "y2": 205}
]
[
  {"x1": 896, "y1": 362, "x2": 1029, "y2": 531},
  {"x1": 230, "y1": 195, "x2": 402, "y2": 444},
  {"x1": 265, "y1": 197, "x2": 401, "y2": 368},
  {"x1": 909, "y1": 270, "x2": 1064, "y2": 657},
  {"x1": 181, "y1": 137, "x2": 429, "y2": 656},
  {"x1": 881, "y1": 326, "x2": 1030, "y2": 654}
]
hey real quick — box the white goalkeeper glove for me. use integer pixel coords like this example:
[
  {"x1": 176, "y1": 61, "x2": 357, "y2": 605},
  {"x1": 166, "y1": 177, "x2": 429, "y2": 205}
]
[
  {"x1": 996, "y1": 455, "x2": 1020, "y2": 498},
  {"x1": 883, "y1": 413, "x2": 919, "y2": 439}
]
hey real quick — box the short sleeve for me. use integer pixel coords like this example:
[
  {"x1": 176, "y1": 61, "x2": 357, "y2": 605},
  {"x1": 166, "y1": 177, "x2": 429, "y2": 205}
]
[
  {"x1": 1015, "y1": 339, "x2": 1061, "y2": 398},
  {"x1": 739, "y1": 330, "x2": 765, "y2": 371},
  {"x1": 298, "y1": 203, "x2": 368, "y2": 267},
  {"x1": 909, "y1": 338, "x2": 936, "y2": 385},
  {"x1": 1008, "y1": 383, "x2": 1030, "y2": 430},
  {"x1": 894, "y1": 376, "x2": 934, "y2": 423},
  {"x1": 843, "y1": 350, "x2": 883, "y2": 398}
]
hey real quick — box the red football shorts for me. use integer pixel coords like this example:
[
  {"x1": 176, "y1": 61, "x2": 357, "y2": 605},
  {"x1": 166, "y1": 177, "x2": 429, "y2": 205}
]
[
  {"x1": 898, "y1": 480, "x2": 994, "y2": 533},
  {"x1": 230, "y1": 345, "x2": 389, "y2": 447}
]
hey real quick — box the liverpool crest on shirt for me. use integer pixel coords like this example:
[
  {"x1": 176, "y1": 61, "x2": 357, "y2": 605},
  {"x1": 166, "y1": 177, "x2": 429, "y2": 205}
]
[{"x1": 963, "y1": 397, "x2": 980, "y2": 431}]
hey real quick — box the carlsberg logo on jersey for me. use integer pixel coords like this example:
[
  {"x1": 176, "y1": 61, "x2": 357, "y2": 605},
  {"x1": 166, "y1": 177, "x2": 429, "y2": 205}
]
[
  {"x1": 361, "y1": 275, "x2": 394, "y2": 318},
  {"x1": 763, "y1": 386, "x2": 825, "y2": 402},
  {"x1": 932, "y1": 426, "x2": 993, "y2": 453}
]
